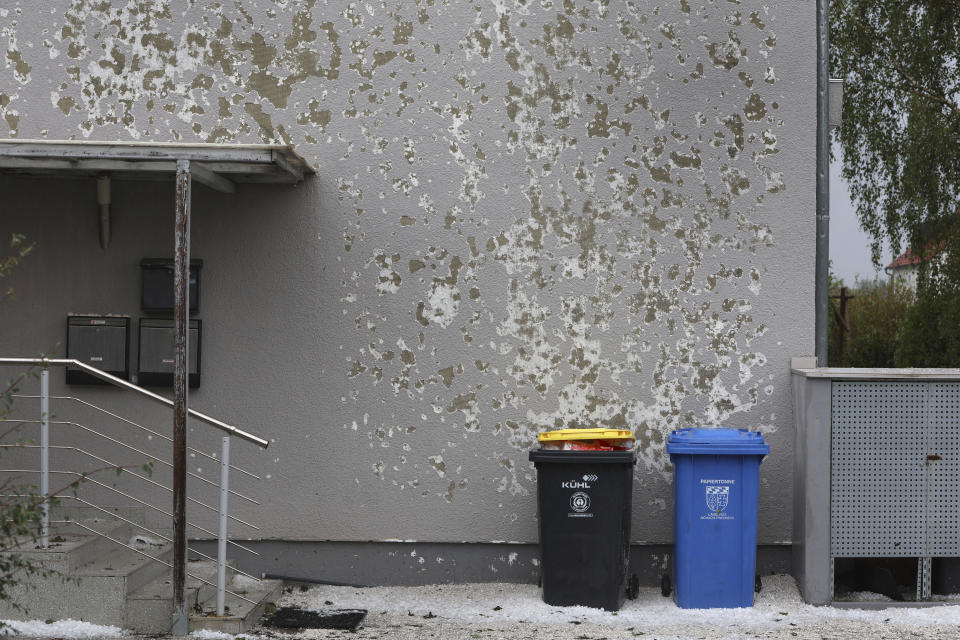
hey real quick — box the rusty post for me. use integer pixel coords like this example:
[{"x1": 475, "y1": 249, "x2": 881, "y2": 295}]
[
  {"x1": 830, "y1": 286, "x2": 855, "y2": 365},
  {"x1": 172, "y1": 159, "x2": 191, "y2": 635},
  {"x1": 839, "y1": 286, "x2": 851, "y2": 361}
]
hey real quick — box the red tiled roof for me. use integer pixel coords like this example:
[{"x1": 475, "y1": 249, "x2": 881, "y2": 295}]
[
  {"x1": 886, "y1": 239, "x2": 949, "y2": 270},
  {"x1": 887, "y1": 248, "x2": 923, "y2": 269}
]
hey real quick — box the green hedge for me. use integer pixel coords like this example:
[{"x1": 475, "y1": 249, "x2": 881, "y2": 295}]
[
  {"x1": 828, "y1": 276, "x2": 914, "y2": 367},
  {"x1": 895, "y1": 250, "x2": 960, "y2": 367}
]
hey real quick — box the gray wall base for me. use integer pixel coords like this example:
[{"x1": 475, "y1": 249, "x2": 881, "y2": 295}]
[
  {"x1": 830, "y1": 601, "x2": 956, "y2": 610},
  {"x1": 791, "y1": 372, "x2": 833, "y2": 605},
  {"x1": 190, "y1": 540, "x2": 792, "y2": 587}
]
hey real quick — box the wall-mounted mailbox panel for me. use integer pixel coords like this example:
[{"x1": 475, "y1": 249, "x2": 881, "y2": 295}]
[
  {"x1": 66, "y1": 316, "x2": 130, "y2": 384},
  {"x1": 141, "y1": 259, "x2": 202, "y2": 314},
  {"x1": 138, "y1": 318, "x2": 201, "y2": 388}
]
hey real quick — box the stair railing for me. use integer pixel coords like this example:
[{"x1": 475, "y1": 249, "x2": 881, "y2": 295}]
[{"x1": 0, "y1": 357, "x2": 269, "y2": 617}]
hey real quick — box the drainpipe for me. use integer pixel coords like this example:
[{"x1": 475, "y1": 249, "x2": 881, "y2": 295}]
[
  {"x1": 97, "y1": 174, "x2": 111, "y2": 249},
  {"x1": 815, "y1": 0, "x2": 830, "y2": 365}
]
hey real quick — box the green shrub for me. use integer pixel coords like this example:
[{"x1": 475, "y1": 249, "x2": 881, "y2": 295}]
[
  {"x1": 895, "y1": 248, "x2": 960, "y2": 367},
  {"x1": 829, "y1": 276, "x2": 914, "y2": 367}
]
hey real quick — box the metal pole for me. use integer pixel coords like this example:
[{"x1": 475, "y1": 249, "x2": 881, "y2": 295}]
[
  {"x1": 172, "y1": 158, "x2": 191, "y2": 635},
  {"x1": 815, "y1": 0, "x2": 831, "y2": 365},
  {"x1": 39, "y1": 368, "x2": 49, "y2": 549},
  {"x1": 216, "y1": 435, "x2": 230, "y2": 616}
]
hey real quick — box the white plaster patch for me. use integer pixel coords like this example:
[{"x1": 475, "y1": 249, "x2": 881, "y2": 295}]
[{"x1": 425, "y1": 281, "x2": 460, "y2": 328}]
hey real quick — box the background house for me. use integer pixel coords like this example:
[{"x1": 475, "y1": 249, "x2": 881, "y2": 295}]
[
  {"x1": 0, "y1": 1, "x2": 814, "y2": 586},
  {"x1": 886, "y1": 244, "x2": 951, "y2": 290},
  {"x1": 886, "y1": 248, "x2": 925, "y2": 290}
]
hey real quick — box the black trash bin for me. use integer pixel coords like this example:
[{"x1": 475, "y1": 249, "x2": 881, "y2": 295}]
[{"x1": 529, "y1": 429, "x2": 638, "y2": 611}]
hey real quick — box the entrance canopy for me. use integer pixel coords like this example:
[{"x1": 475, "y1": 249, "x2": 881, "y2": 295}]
[
  {"x1": 0, "y1": 138, "x2": 313, "y2": 630},
  {"x1": 0, "y1": 139, "x2": 313, "y2": 193}
]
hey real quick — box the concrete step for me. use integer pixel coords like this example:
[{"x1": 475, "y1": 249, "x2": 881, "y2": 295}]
[
  {"x1": 0, "y1": 519, "x2": 172, "y2": 626},
  {"x1": 0, "y1": 509, "x2": 273, "y2": 635},
  {"x1": 50, "y1": 505, "x2": 147, "y2": 531},
  {"x1": 75, "y1": 538, "x2": 174, "y2": 597},
  {"x1": 191, "y1": 558, "x2": 238, "y2": 605},
  {"x1": 125, "y1": 560, "x2": 209, "y2": 634},
  {"x1": 190, "y1": 574, "x2": 284, "y2": 635},
  {"x1": 125, "y1": 559, "x2": 275, "y2": 635},
  {"x1": 1, "y1": 518, "x2": 131, "y2": 573}
]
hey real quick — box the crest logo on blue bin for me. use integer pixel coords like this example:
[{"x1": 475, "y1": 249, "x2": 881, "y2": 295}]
[{"x1": 705, "y1": 486, "x2": 729, "y2": 514}]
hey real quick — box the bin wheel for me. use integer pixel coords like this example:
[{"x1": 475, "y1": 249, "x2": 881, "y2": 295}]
[
  {"x1": 626, "y1": 574, "x2": 640, "y2": 600},
  {"x1": 755, "y1": 574, "x2": 762, "y2": 593},
  {"x1": 660, "y1": 573, "x2": 672, "y2": 597}
]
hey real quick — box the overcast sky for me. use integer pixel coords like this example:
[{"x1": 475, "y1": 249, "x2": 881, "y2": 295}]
[{"x1": 829, "y1": 155, "x2": 893, "y2": 285}]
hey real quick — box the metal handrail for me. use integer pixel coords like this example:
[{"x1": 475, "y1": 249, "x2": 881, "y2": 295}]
[
  {"x1": 0, "y1": 445, "x2": 259, "y2": 530},
  {"x1": 1, "y1": 357, "x2": 265, "y2": 616},
  {"x1": 12, "y1": 395, "x2": 261, "y2": 480},
  {"x1": 0, "y1": 358, "x2": 268, "y2": 448},
  {"x1": 0, "y1": 419, "x2": 260, "y2": 506},
  {"x1": 3, "y1": 469, "x2": 259, "y2": 557},
  {"x1": 15, "y1": 494, "x2": 265, "y2": 584},
  {"x1": 1, "y1": 494, "x2": 264, "y2": 584}
]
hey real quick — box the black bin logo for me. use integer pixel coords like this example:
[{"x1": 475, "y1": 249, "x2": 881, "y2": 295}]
[{"x1": 570, "y1": 491, "x2": 591, "y2": 513}]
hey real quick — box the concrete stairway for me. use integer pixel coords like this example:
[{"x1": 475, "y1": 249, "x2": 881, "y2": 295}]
[{"x1": 0, "y1": 509, "x2": 281, "y2": 634}]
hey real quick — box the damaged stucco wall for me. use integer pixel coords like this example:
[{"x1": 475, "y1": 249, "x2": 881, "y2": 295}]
[{"x1": 0, "y1": 0, "x2": 814, "y2": 550}]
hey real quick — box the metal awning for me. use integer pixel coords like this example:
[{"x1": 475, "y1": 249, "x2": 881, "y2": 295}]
[{"x1": 0, "y1": 139, "x2": 314, "y2": 193}]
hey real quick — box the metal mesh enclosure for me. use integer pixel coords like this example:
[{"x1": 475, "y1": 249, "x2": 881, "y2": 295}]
[
  {"x1": 928, "y1": 383, "x2": 960, "y2": 556},
  {"x1": 831, "y1": 382, "x2": 927, "y2": 556},
  {"x1": 831, "y1": 381, "x2": 960, "y2": 557}
]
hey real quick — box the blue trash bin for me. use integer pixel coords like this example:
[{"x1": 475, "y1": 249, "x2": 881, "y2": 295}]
[{"x1": 666, "y1": 428, "x2": 769, "y2": 609}]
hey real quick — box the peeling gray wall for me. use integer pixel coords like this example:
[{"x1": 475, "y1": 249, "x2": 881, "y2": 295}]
[{"x1": 0, "y1": 0, "x2": 814, "y2": 550}]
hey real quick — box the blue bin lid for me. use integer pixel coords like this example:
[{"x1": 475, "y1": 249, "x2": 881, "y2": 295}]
[{"x1": 666, "y1": 428, "x2": 769, "y2": 456}]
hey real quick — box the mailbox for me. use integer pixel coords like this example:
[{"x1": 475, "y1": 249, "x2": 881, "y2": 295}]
[
  {"x1": 138, "y1": 318, "x2": 201, "y2": 388},
  {"x1": 141, "y1": 258, "x2": 202, "y2": 314},
  {"x1": 66, "y1": 316, "x2": 130, "y2": 384}
]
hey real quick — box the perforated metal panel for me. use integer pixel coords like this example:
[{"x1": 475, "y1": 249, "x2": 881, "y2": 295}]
[
  {"x1": 831, "y1": 381, "x2": 960, "y2": 558},
  {"x1": 927, "y1": 383, "x2": 960, "y2": 556},
  {"x1": 831, "y1": 382, "x2": 927, "y2": 556}
]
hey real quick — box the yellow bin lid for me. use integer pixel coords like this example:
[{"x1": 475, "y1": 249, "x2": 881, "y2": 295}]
[{"x1": 538, "y1": 428, "x2": 635, "y2": 442}]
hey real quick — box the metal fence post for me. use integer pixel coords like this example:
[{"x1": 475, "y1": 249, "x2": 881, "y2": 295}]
[
  {"x1": 40, "y1": 368, "x2": 49, "y2": 549},
  {"x1": 217, "y1": 435, "x2": 230, "y2": 616}
]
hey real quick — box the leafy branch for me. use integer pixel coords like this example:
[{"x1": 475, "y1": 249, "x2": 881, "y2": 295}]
[
  {"x1": 886, "y1": 58, "x2": 960, "y2": 116},
  {"x1": 0, "y1": 234, "x2": 32, "y2": 306},
  {"x1": 852, "y1": 13, "x2": 960, "y2": 117}
]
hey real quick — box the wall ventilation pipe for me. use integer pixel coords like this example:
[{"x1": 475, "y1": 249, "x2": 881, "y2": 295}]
[
  {"x1": 815, "y1": 0, "x2": 830, "y2": 364},
  {"x1": 97, "y1": 174, "x2": 111, "y2": 250}
]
